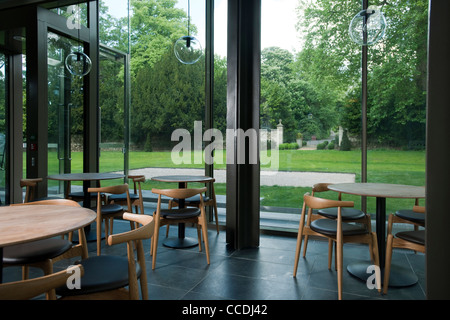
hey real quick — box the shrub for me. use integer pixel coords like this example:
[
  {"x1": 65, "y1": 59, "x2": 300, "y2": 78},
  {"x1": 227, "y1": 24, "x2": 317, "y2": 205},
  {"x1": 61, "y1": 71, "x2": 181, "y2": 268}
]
[
  {"x1": 328, "y1": 140, "x2": 335, "y2": 150},
  {"x1": 316, "y1": 140, "x2": 329, "y2": 150},
  {"x1": 340, "y1": 130, "x2": 352, "y2": 151}
]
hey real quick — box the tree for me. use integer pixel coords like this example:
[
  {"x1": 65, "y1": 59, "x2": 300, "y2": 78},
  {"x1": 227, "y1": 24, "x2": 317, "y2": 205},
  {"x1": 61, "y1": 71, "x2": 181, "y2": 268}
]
[
  {"x1": 295, "y1": 0, "x2": 428, "y2": 148},
  {"x1": 131, "y1": 48, "x2": 205, "y2": 150}
]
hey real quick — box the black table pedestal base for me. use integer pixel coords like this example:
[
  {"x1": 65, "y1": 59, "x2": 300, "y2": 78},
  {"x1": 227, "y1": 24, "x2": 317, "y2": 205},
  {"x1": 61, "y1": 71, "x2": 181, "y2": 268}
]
[
  {"x1": 347, "y1": 262, "x2": 418, "y2": 288},
  {"x1": 163, "y1": 237, "x2": 198, "y2": 249}
]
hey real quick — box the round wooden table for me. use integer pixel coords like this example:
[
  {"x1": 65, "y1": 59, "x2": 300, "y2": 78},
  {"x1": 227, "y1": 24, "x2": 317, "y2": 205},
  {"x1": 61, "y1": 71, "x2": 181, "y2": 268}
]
[
  {"x1": 151, "y1": 175, "x2": 213, "y2": 249},
  {"x1": 328, "y1": 183, "x2": 425, "y2": 287},
  {"x1": 0, "y1": 204, "x2": 96, "y2": 283},
  {"x1": 48, "y1": 172, "x2": 124, "y2": 241}
]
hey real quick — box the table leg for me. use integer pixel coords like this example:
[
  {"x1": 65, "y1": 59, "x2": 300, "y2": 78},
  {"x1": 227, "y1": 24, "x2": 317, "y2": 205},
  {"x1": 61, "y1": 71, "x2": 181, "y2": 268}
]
[
  {"x1": 162, "y1": 182, "x2": 198, "y2": 249},
  {"x1": 72, "y1": 181, "x2": 103, "y2": 243},
  {"x1": 347, "y1": 196, "x2": 418, "y2": 287}
]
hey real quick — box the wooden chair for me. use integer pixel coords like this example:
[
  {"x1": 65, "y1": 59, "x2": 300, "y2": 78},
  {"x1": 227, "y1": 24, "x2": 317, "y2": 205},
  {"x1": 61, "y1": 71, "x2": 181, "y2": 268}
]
[
  {"x1": 383, "y1": 205, "x2": 426, "y2": 294},
  {"x1": 293, "y1": 193, "x2": 380, "y2": 300},
  {"x1": 168, "y1": 178, "x2": 220, "y2": 234},
  {"x1": 0, "y1": 265, "x2": 83, "y2": 300},
  {"x1": 4, "y1": 199, "x2": 90, "y2": 298},
  {"x1": 390, "y1": 198, "x2": 425, "y2": 233},
  {"x1": 151, "y1": 187, "x2": 210, "y2": 270},
  {"x1": 88, "y1": 184, "x2": 132, "y2": 256},
  {"x1": 20, "y1": 178, "x2": 62, "y2": 203},
  {"x1": 108, "y1": 175, "x2": 145, "y2": 214},
  {"x1": 302, "y1": 183, "x2": 372, "y2": 269},
  {"x1": 57, "y1": 213, "x2": 154, "y2": 300}
]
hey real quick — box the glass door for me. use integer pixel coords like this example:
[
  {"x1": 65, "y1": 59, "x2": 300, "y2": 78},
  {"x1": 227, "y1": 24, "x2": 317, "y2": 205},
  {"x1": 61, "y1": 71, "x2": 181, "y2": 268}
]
[
  {"x1": 47, "y1": 31, "x2": 85, "y2": 195},
  {"x1": 98, "y1": 45, "x2": 128, "y2": 176}
]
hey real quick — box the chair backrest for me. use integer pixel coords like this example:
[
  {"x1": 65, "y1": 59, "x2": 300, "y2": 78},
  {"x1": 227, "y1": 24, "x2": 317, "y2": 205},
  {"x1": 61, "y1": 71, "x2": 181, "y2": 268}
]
[
  {"x1": 413, "y1": 205, "x2": 425, "y2": 213},
  {"x1": 12, "y1": 199, "x2": 81, "y2": 207},
  {"x1": 303, "y1": 193, "x2": 354, "y2": 210},
  {"x1": 89, "y1": 183, "x2": 131, "y2": 212},
  {"x1": 152, "y1": 187, "x2": 207, "y2": 200},
  {"x1": 20, "y1": 178, "x2": 44, "y2": 203},
  {"x1": 0, "y1": 265, "x2": 83, "y2": 300},
  {"x1": 107, "y1": 212, "x2": 154, "y2": 246},
  {"x1": 88, "y1": 183, "x2": 129, "y2": 195}
]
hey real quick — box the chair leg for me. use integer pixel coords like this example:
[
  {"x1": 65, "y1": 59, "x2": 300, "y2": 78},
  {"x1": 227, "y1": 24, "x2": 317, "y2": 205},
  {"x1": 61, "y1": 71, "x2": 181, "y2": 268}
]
[
  {"x1": 213, "y1": 202, "x2": 220, "y2": 234},
  {"x1": 200, "y1": 217, "x2": 210, "y2": 265},
  {"x1": 197, "y1": 224, "x2": 202, "y2": 252},
  {"x1": 327, "y1": 239, "x2": 333, "y2": 270},
  {"x1": 293, "y1": 218, "x2": 305, "y2": 277},
  {"x1": 97, "y1": 213, "x2": 102, "y2": 256},
  {"x1": 336, "y1": 237, "x2": 343, "y2": 300},
  {"x1": 302, "y1": 235, "x2": 309, "y2": 258},
  {"x1": 152, "y1": 220, "x2": 160, "y2": 270},
  {"x1": 383, "y1": 234, "x2": 394, "y2": 294},
  {"x1": 136, "y1": 241, "x2": 149, "y2": 300}
]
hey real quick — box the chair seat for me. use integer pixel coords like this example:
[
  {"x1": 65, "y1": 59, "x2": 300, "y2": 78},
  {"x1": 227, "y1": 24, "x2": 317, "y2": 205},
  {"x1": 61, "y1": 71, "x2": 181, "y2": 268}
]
[
  {"x1": 69, "y1": 192, "x2": 100, "y2": 199},
  {"x1": 56, "y1": 255, "x2": 141, "y2": 297},
  {"x1": 33, "y1": 196, "x2": 64, "y2": 202},
  {"x1": 172, "y1": 195, "x2": 210, "y2": 204},
  {"x1": 396, "y1": 230, "x2": 425, "y2": 245},
  {"x1": 3, "y1": 238, "x2": 72, "y2": 265},
  {"x1": 317, "y1": 207, "x2": 366, "y2": 220},
  {"x1": 92, "y1": 203, "x2": 123, "y2": 215},
  {"x1": 395, "y1": 209, "x2": 425, "y2": 224},
  {"x1": 161, "y1": 208, "x2": 201, "y2": 219},
  {"x1": 310, "y1": 219, "x2": 368, "y2": 237},
  {"x1": 108, "y1": 193, "x2": 139, "y2": 201}
]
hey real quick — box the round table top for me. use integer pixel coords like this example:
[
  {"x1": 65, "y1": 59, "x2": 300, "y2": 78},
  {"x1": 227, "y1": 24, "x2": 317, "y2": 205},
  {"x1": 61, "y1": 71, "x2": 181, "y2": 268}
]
[
  {"x1": 151, "y1": 175, "x2": 213, "y2": 183},
  {"x1": 328, "y1": 183, "x2": 425, "y2": 199},
  {"x1": 48, "y1": 172, "x2": 124, "y2": 181},
  {"x1": 0, "y1": 205, "x2": 96, "y2": 247}
]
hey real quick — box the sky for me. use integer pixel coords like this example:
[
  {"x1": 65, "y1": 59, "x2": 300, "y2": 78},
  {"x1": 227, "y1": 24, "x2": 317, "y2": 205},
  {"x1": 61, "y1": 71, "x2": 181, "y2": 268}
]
[{"x1": 103, "y1": 0, "x2": 303, "y2": 57}]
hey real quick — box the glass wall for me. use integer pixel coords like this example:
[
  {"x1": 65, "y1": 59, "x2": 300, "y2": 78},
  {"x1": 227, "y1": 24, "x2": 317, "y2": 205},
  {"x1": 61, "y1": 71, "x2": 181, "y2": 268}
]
[
  {"x1": 0, "y1": 54, "x2": 6, "y2": 204},
  {"x1": 259, "y1": 0, "x2": 427, "y2": 231},
  {"x1": 365, "y1": 0, "x2": 427, "y2": 212}
]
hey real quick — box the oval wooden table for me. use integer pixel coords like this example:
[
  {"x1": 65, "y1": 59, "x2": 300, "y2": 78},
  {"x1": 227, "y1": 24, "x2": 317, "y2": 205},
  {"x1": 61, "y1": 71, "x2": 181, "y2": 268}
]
[
  {"x1": 328, "y1": 183, "x2": 425, "y2": 287},
  {"x1": 48, "y1": 172, "x2": 125, "y2": 241},
  {"x1": 151, "y1": 175, "x2": 214, "y2": 249},
  {"x1": 0, "y1": 204, "x2": 96, "y2": 283}
]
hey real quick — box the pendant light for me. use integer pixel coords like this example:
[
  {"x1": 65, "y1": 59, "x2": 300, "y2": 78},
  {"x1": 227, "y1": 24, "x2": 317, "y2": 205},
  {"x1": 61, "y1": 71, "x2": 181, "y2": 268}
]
[
  {"x1": 174, "y1": 0, "x2": 202, "y2": 64},
  {"x1": 349, "y1": 5, "x2": 387, "y2": 46},
  {"x1": 65, "y1": 5, "x2": 92, "y2": 76}
]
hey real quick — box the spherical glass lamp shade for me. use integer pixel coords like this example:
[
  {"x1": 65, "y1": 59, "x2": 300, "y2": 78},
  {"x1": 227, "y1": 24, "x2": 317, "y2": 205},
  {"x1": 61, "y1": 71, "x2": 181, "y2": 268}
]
[
  {"x1": 65, "y1": 51, "x2": 92, "y2": 76},
  {"x1": 174, "y1": 36, "x2": 203, "y2": 65},
  {"x1": 349, "y1": 6, "x2": 387, "y2": 46}
]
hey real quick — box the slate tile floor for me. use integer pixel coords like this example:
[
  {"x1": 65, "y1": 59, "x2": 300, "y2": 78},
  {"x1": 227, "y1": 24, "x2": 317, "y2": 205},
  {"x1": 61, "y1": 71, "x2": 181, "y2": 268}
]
[{"x1": 2, "y1": 218, "x2": 425, "y2": 301}]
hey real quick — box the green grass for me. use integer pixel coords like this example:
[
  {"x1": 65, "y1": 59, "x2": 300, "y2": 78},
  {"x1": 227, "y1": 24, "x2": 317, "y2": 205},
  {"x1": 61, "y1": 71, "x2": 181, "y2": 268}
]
[{"x1": 45, "y1": 149, "x2": 426, "y2": 216}]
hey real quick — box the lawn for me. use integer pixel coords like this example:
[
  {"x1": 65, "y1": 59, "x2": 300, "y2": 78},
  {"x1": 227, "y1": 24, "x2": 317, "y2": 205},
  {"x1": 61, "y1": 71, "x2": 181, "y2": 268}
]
[{"x1": 46, "y1": 149, "x2": 426, "y2": 216}]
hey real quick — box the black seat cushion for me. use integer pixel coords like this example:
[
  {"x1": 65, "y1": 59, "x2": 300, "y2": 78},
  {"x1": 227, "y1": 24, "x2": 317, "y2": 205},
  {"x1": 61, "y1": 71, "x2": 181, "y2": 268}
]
[
  {"x1": 172, "y1": 195, "x2": 210, "y2": 204},
  {"x1": 69, "y1": 192, "x2": 100, "y2": 199},
  {"x1": 160, "y1": 208, "x2": 201, "y2": 219},
  {"x1": 92, "y1": 204, "x2": 123, "y2": 215},
  {"x1": 310, "y1": 219, "x2": 368, "y2": 237},
  {"x1": 56, "y1": 255, "x2": 141, "y2": 297},
  {"x1": 3, "y1": 238, "x2": 72, "y2": 264},
  {"x1": 395, "y1": 209, "x2": 425, "y2": 225},
  {"x1": 396, "y1": 230, "x2": 425, "y2": 245},
  {"x1": 317, "y1": 208, "x2": 366, "y2": 220},
  {"x1": 108, "y1": 193, "x2": 139, "y2": 201}
]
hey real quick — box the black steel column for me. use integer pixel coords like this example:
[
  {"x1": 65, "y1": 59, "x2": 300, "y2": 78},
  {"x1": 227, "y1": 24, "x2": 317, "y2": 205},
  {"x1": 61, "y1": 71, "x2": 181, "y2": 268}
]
[
  {"x1": 226, "y1": 0, "x2": 261, "y2": 249},
  {"x1": 361, "y1": 0, "x2": 368, "y2": 212},
  {"x1": 426, "y1": 0, "x2": 450, "y2": 299},
  {"x1": 205, "y1": 0, "x2": 214, "y2": 220}
]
